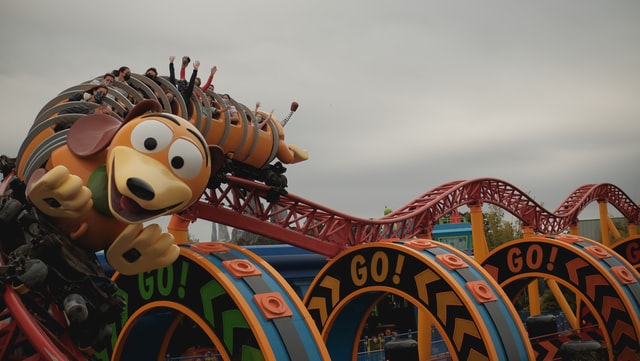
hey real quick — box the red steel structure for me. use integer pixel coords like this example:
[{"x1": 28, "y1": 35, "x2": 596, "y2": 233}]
[{"x1": 193, "y1": 176, "x2": 640, "y2": 257}]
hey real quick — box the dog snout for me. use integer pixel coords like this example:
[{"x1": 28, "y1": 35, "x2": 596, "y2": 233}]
[{"x1": 126, "y1": 178, "x2": 155, "y2": 200}]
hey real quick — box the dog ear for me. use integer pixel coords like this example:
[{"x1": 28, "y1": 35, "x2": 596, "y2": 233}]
[
  {"x1": 209, "y1": 145, "x2": 225, "y2": 175},
  {"x1": 124, "y1": 99, "x2": 163, "y2": 123},
  {"x1": 67, "y1": 114, "x2": 122, "y2": 157}
]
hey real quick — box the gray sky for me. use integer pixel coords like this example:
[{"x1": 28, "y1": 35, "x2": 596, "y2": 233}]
[{"x1": 1, "y1": 1, "x2": 639, "y2": 241}]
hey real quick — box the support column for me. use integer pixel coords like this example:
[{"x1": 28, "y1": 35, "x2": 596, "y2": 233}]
[
  {"x1": 598, "y1": 201, "x2": 611, "y2": 247},
  {"x1": 469, "y1": 203, "x2": 489, "y2": 263},
  {"x1": 606, "y1": 216, "x2": 622, "y2": 244},
  {"x1": 528, "y1": 282, "x2": 541, "y2": 316},
  {"x1": 569, "y1": 223, "x2": 579, "y2": 236},
  {"x1": 522, "y1": 226, "x2": 534, "y2": 238},
  {"x1": 167, "y1": 214, "x2": 190, "y2": 244},
  {"x1": 417, "y1": 314, "x2": 432, "y2": 361},
  {"x1": 547, "y1": 279, "x2": 577, "y2": 330}
]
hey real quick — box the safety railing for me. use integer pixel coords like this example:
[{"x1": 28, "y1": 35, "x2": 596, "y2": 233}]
[{"x1": 355, "y1": 331, "x2": 451, "y2": 361}]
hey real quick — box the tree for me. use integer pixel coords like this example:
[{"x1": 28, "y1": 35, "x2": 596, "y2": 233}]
[
  {"x1": 230, "y1": 229, "x2": 281, "y2": 245},
  {"x1": 612, "y1": 218, "x2": 630, "y2": 239},
  {"x1": 540, "y1": 282, "x2": 576, "y2": 312},
  {"x1": 484, "y1": 204, "x2": 523, "y2": 251}
]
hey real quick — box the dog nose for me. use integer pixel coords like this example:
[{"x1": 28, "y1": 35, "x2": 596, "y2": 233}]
[{"x1": 126, "y1": 178, "x2": 155, "y2": 200}]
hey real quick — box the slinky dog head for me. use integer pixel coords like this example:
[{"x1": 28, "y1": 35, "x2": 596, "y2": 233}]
[{"x1": 67, "y1": 100, "x2": 216, "y2": 224}]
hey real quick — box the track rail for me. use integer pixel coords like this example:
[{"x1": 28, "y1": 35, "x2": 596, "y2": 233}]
[{"x1": 194, "y1": 176, "x2": 639, "y2": 257}]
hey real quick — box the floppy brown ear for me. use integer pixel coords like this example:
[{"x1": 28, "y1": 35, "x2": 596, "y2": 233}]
[
  {"x1": 124, "y1": 99, "x2": 163, "y2": 123},
  {"x1": 67, "y1": 114, "x2": 122, "y2": 157},
  {"x1": 209, "y1": 145, "x2": 225, "y2": 174}
]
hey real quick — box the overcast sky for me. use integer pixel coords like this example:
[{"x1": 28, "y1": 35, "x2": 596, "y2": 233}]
[{"x1": 1, "y1": 1, "x2": 639, "y2": 241}]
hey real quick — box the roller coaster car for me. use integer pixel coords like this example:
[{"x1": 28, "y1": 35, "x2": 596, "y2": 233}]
[
  {"x1": 189, "y1": 91, "x2": 308, "y2": 195},
  {"x1": 24, "y1": 72, "x2": 308, "y2": 198}
]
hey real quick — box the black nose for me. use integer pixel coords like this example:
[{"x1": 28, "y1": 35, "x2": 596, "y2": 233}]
[{"x1": 126, "y1": 178, "x2": 155, "y2": 200}]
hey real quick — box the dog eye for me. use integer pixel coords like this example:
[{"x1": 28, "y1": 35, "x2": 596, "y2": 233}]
[
  {"x1": 130, "y1": 120, "x2": 172, "y2": 153},
  {"x1": 168, "y1": 139, "x2": 203, "y2": 179}
]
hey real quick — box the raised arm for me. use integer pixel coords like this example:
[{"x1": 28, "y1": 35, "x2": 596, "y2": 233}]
[
  {"x1": 169, "y1": 55, "x2": 176, "y2": 84},
  {"x1": 200, "y1": 65, "x2": 217, "y2": 92}
]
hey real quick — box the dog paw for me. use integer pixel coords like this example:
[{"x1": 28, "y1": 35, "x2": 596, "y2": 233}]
[
  {"x1": 26, "y1": 165, "x2": 93, "y2": 218},
  {"x1": 106, "y1": 223, "x2": 180, "y2": 275}
]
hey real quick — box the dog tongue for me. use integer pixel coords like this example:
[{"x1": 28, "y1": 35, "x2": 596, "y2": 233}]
[{"x1": 120, "y1": 196, "x2": 142, "y2": 213}]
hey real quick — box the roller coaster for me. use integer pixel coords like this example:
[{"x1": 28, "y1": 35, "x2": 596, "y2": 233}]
[{"x1": 0, "y1": 67, "x2": 639, "y2": 361}]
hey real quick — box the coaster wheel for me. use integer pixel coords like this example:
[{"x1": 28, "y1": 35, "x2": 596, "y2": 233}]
[
  {"x1": 481, "y1": 235, "x2": 640, "y2": 360},
  {"x1": 612, "y1": 235, "x2": 640, "y2": 270},
  {"x1": 304, "y1": 240, "x2": 535, "y2": 361},
  {"x1": 99, "y1": 242, "x2": 330, "y2": 361}
]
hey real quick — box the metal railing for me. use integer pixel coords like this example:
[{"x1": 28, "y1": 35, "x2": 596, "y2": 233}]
[
  {"x1": 355, "y1": 331, "x2": 451, "y2": 361},
  {"x1": 165, "y1": 352, "x2": 221, "y2": 361}
]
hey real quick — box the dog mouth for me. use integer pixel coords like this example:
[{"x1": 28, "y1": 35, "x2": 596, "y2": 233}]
[{"x1": 109, "y1": 164, "x2": 182, "y2": 223}]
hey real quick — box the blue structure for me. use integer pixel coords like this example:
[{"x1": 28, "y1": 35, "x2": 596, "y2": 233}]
[
  {"x1": 245, "y1": 244, "x2": 328, "y2": 298},
  {"x1": 431, "y1": 223, "x2": 472, "y2": 253},
  {"x1": 96, "y1": 244, "x2": 327, "y2": 299}
]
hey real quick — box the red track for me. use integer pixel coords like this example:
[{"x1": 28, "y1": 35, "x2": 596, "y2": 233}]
[{"x1": 194, "y1": 176, "x2": 640, "y2": 257}]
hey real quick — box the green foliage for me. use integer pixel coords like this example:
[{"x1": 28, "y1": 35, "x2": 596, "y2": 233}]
[
  {"x1": 513, "y1": 289, "x2": 529, "y2": 312},
  {"x1": 612, "y1": 218, "x2": 630, "y2": 238},
  {"x1": 484, "y1": 204, "x2": 523, "y2": 251},
  {"x1": 511, "y1": 280, "x2": 577, "y2": 314},
  {"x1": 540, "y1": 283, "x2": 576, "y2": 312},
  {"x1": 231, "y1": 231, "x2": 281, "y2": 245}
]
